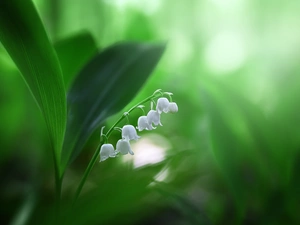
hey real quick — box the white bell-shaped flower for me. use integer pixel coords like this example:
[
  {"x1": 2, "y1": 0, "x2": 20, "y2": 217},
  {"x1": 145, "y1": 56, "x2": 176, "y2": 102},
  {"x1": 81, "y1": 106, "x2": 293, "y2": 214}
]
[
  {"x1": 156, "y1": 97, "x2": 170, "y2": 114},
  {"x1": 116, "y1": 139, "x2": 134, "y2": 155},
  {"x1": 168, "y1": 102, "x2": 178, "y2": 113},
  {"x1": 122, "y1": 125, "x2": 140, "y2": 141},
  {"x1": 147, "y1": 110, "x2": 162, "y2": 127},
  {"x1": 137, "y1": 115, "x2": 154, "y2": 131},
  {"x1": 100, "y1": 144, "x2": 116, "y2": 162}
]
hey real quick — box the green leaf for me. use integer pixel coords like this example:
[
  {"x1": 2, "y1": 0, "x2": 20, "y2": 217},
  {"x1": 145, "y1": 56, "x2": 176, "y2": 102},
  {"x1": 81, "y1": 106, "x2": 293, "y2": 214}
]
[
  {"x1": 0, "y1": 0, "x2": 66, "y2": 175},
  {"x1": 54, "y1": 31, "x2": 98, "y2": 89},
  {"x1": 61, "y1": 42, "x2": 165, "y2": 171}
]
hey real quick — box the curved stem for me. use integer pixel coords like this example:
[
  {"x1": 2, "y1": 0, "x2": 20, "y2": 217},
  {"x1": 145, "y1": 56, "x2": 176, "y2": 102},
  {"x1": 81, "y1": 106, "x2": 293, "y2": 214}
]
[
  {"x1": 106, "y1": 93, "x2": 157, "y2": 138},
  {"x1": 73, "y1": 92, "x2": 161, "y2": 204}
]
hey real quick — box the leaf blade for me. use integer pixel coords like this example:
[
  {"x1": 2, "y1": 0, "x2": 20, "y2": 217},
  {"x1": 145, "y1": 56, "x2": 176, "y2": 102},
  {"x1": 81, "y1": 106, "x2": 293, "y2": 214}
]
[
  {"x1": 54, "y1": 31, "x2": 98, "y2": 89},
  {"x1": 0, "y1": 0, "x2": 66, "y2": 175},
  {"x1": 61, "y1": 42, "x2": 165, "y2": 170}
]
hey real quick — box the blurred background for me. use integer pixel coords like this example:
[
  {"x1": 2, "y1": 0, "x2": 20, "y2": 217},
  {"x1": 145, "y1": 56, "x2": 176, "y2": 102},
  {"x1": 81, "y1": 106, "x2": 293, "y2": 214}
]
[{"x1": 1, "y1": 0, "x2": 300, "y2": 224}]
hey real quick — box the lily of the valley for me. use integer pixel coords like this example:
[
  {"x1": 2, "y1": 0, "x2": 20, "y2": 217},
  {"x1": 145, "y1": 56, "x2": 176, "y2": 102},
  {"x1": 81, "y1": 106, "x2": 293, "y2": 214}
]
[
  {"x1": 116, "y1": 139, "x2": 134, "y2": 155},
  {"x1": 156, "y1": 97, "x2": 170, "y2": 114},
  {"x1": 99, "y1": 144, "x2": 117, "y2": 162},
  {"x1": 168, "y1": 102, "x2": 178, "y2": 113},
  {"x1": 147, "y1": 110, "x2": 162, "y2": 127},
  {"x1": 122, "y1": 125, "x2": 140, "y2": 141},
  {"x1": 99, "y1": 90, "x2": 178, "y2": 163},
  {"x1": 137, "y1": 115, "x2": 154, "y2": 131}
]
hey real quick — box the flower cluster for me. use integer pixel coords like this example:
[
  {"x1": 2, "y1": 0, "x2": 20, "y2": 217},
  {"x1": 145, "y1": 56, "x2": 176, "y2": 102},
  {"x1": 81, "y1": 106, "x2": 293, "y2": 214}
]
[
  {"x1": 99, "y1": 90, "x2": 178, "y2": 162},
  {"x1": 99, "y1": 125, "x2": 139, "y2": 162},
  {"x1": 137, "y1": 97, "x2": 178, "y2": 131}
]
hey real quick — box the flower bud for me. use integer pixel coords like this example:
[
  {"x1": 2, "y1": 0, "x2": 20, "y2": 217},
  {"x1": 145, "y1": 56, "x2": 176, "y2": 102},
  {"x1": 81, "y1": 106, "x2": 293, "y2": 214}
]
[{"x1": 168, "y1": 102, "x2": 178, "y2": 113}]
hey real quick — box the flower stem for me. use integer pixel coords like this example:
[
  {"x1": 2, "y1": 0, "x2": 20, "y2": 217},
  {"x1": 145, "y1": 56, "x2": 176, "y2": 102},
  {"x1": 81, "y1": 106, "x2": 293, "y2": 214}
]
[{"x1": 73, "y1": 92, "x2": 161, "y2": 204}]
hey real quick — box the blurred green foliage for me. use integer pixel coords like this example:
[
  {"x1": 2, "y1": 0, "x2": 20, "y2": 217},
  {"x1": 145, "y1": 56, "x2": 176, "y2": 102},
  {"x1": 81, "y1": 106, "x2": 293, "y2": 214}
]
[{"x1": 1, "y1": 0, "x2": 300, "y2": 225}]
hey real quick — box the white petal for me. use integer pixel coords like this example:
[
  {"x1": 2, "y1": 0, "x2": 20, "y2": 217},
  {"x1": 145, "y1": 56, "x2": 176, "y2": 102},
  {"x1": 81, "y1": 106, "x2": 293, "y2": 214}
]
[
  {"x1": 116, "y1": 139, "x2": 134, "y2": 155},
  {"x1": 147, "y1": 110, "x2": 162, "y2": 126},
  {"x1": 156, "y1": 97, "x2": 170, "y2": 114},
  {"x1": 168, "y1": 102, "x2": 178, "y2": 113},
  {"x1": 100, "y1": 144, "x2": 115, "y2": 162},
  {"x1": 128, "y1": 146, "x2": 134, "y2": 155},
  {"x1": 122, "y1": 125, "x2": 140, "y2": 141},
  {"x1": 100, "y1": 156, "x2": 108, "y2": 162},
  {"x1": 109, "y1": 148, "x2": 117, "y2": 157},
  {"x1": 137, "y1": 116, "x2": 154, "y2": 131}
]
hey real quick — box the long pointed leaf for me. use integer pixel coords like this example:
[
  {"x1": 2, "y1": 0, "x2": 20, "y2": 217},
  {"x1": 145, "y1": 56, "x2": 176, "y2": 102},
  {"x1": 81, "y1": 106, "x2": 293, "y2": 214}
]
[
  {"x1": 61, "y1": 42, "x2": 165, "y2": 170},
  {"x1": 0, "y1": 0, "x2": 66, "y2": 175}
]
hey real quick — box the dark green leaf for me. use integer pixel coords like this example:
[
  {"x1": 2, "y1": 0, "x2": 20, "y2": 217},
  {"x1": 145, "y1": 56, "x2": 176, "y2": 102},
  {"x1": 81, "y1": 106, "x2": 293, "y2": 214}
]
[
  {"x1": 61, "y1": 42, "x2": 165, "y2": 171},
  {"x1": 54, "y1": 31, "x2": 98, "y2": 89},
  {"x1": 0, "y1": 0, "x2": 66, "y2": 175}
]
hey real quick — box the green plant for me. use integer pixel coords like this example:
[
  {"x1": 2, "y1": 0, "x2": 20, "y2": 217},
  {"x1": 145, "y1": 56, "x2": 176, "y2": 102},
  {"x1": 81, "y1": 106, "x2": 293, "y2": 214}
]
[{"x1": 0, "y1": 0, "x2": 166, "y2": 222}]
